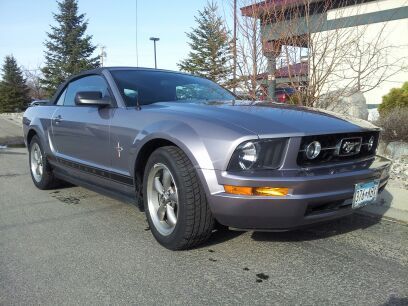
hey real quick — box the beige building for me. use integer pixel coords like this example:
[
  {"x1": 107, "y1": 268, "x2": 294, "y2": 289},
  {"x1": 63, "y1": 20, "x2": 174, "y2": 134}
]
[{"x1": 241, "y1": 0, "x2": 408, "y2": 105}]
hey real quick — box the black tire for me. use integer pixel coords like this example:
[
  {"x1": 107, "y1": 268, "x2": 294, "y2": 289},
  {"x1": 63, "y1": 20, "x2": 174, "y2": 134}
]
[
  {"x1": 143, "y1": 146, "x2": 214, "y2": 250},
  {"x1": 28, "y1": 135, "x2": 60, "y2": 190}
]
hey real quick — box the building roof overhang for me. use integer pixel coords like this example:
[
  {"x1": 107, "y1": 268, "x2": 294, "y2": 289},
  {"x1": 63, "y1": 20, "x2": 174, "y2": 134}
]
[{"x1": 241, "y1": 0, "x2": 322, "y2": 18}]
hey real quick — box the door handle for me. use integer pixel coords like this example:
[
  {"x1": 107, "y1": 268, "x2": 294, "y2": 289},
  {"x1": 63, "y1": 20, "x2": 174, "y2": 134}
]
[{"x1": 54, "y1": 115, "x2": 63, "y2": 124}]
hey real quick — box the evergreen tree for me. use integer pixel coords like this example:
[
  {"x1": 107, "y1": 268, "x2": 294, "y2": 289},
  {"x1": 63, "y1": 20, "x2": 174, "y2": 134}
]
[
  {"x1": 0, "y1": 55, "x2": 30, "y2": 113},
  {"x1": 41, "y1": 0, "x2": 99, "y2": 96},
  {"x1": 178, "y1": 2, "x2": 232, "y2": 86}
]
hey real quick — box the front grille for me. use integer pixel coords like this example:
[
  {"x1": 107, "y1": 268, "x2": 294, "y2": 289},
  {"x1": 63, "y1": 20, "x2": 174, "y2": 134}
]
[{"x1": 297, "y1": 131, "x2": 379, "y2": 166}]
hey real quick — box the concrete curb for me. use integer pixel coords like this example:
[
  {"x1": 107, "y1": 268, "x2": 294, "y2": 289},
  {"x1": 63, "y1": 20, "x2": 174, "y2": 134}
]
[
  {"x1": 360, "y1": 206, "x2": 408, "y2": 224},
  {"x1": 360, "y1": 186, "x2": 408, "y2": 224},
  {"x1": 0, "y1": 115, "x2": 24, "y2": 146},
  {"x1": 0, "y1": 136, "x2": 25, "y2": 146}
]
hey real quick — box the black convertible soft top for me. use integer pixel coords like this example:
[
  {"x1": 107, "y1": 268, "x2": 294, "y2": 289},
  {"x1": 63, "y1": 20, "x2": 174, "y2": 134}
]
[{"x1": 51, "y1": 66, "x2": 192, "y2": 103}]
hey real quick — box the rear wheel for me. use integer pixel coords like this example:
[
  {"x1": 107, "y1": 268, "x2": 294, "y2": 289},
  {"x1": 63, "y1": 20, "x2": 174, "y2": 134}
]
[
  {"x1": 143, "y1": 146, "x2": 214, "y2": 250},
  {"x1": 29, "y1": 135, "x2": 59, "y2": 189}
]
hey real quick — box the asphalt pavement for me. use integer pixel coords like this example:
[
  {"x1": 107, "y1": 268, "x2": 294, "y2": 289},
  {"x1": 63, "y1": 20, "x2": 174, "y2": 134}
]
[{"x1": 1, "y1": 147, "x2": 408, "y2": 305}]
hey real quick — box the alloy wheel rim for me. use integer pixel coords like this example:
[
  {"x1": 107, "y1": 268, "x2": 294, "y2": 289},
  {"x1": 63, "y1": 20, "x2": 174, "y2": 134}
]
[
  {"x1": 147, "y1": 163, "x2": 179, "y2": 236},
  {"x1": 30, "y1": 143, "x2": 43, "y2": 182}
]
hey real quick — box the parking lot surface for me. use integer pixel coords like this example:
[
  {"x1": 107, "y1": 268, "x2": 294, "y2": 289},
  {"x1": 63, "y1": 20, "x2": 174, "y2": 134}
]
[{"x1": 1, "y1": 148, "x2": 407, "y2": 305}]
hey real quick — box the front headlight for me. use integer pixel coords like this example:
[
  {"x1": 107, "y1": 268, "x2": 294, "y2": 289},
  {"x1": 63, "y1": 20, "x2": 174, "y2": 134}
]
[
  {"x1": 237, "y1": 141, "x2": 259, "y2": 169},
  {"x1": 228, "y1": 138, "x2": 288, "y2": 171}
]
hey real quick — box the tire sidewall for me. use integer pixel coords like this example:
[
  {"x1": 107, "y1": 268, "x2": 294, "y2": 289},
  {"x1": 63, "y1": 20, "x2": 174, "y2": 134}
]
[
  {"x1": 143, "y1": 148, "x2": 191, "y2": 249},
  {"x1": 29, "y1": 135, "x2": 50, "y2": 189}
]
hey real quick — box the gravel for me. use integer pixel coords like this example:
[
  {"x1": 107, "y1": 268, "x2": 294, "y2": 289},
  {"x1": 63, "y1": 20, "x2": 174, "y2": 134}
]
[{"x1": 388, "y1": 156, "x2": 408, "y2": 189}]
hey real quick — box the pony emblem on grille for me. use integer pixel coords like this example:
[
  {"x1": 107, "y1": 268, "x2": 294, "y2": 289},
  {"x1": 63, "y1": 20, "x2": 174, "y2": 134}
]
[{"x1": 335, "y1": 137, "x2": 362, "y2": 156}]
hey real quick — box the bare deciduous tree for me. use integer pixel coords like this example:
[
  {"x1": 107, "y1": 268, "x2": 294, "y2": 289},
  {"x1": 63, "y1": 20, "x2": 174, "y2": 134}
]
[
  {"x1": 23, "y1": 66, "x2": 47, "y2": 100},
  {"x1": 234, "y1": 0, "x2": 408, "y2": 106},
  {"x1": 236, "y1": 0, "x2": 267, "y2": 99},
  {"x1": 220, "y1": 0, "x2": 268, "y2": 99}
]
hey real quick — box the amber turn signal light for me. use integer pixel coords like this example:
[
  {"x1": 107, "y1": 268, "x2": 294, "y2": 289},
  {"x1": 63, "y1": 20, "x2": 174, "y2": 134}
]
[{"x1": 224, "y1": 185, "x2": 289, "y2": 196}]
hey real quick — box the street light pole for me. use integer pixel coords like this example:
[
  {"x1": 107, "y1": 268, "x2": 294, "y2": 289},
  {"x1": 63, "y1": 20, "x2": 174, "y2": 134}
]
[
  {"x1": 99, "y1": 45, "x2": 106, "y2": 67},
  {"x1": 149, "y1": 37, "x2": 160, "y2": 69},
  {"x1": 233, "y1": 0, "x2": 237, "y2": 94}
]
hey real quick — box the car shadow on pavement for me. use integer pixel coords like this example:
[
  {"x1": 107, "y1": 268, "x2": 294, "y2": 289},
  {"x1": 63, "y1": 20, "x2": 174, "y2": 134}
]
[
  {"x1": 194, "y1": 213, "x2": 385, "y2": 248},
  {"x1": 362, "y1": 189, "x2": 395, "y2": 219},
  {"x1": 250, "y1": 214, "x2": 382, "y2": 242},
  {"x1": 381, "y1": 296, "x2": 408, "y2": 306},
  {"x1": 198, "y1": 228, "x2": 245, "y2": 248}
]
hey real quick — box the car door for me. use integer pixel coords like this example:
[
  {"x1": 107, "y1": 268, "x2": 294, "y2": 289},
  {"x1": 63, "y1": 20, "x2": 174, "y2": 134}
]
[{"x1": 51, "y1": 75, "x2": 115, "y2": 171}]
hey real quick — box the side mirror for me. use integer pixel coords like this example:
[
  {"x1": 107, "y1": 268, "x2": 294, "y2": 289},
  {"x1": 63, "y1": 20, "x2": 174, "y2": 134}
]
[{"x1": 75, "y1": 91, "x2": 111, "y2": 106}]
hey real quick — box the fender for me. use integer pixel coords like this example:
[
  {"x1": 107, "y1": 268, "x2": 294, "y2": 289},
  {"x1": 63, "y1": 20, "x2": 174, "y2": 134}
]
[
  {"x1": 129, "y1": 120, "x2": 224, "y2": 195},
  {"x1": 23, "y1": 106, "x2": 58, "y2": 158}
]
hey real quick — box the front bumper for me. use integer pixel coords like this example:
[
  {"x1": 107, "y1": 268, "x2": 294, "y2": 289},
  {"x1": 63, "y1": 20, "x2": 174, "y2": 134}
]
[{"x1": 207, "y1": 156, "x2": 391, "y2": 230}]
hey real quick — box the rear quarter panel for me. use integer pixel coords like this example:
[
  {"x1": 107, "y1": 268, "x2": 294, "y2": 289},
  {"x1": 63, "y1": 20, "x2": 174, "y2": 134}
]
[{"x1": 23, "y1": 106, "x2": 58, "y2": 155}]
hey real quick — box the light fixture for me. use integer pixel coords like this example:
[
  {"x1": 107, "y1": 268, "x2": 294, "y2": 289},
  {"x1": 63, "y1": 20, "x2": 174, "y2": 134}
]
[
  {"x1": 305, "y1": 141, "x2": 321, "y2": 159},
  {"x1": 237, "y1": 141, "x2": 258, "y2": 170},
  {"x1": 367, "y1": 136, "x2": 375, "y2": 151},
  {"x1": 224, "y1": 185, "x2": 289, "y2": 196}
]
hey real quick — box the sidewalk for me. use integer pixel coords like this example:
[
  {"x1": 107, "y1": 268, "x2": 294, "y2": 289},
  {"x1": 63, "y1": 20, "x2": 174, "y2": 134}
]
[{"x1": 0, "y1": 114, "x2": 24, "y2": 146}]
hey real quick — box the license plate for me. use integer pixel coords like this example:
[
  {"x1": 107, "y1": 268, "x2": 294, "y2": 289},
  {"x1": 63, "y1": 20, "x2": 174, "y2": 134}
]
[{"x1": 352, "y1": 180, "x2": 380, "y2": 209}]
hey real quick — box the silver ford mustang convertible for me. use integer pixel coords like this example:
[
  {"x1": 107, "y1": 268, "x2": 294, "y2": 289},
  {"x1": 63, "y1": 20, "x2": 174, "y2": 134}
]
[{"x1": 23, "y1": 67, "x2": 391, "y2": 250}]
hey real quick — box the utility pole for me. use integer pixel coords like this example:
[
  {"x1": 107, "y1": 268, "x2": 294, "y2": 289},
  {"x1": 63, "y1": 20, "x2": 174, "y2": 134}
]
[
  {"x1": 99, "y1": 45, "x2": 107, "y2": 67},
  {"x1": 233, "y1": 0, "x2": 237, "y2": 94},
  {"x1": 267, "y1": 54, "x2": 276, "y2": 100},
  {"x1": 135, "y1": 0, "x2": 139, "y2": 66},
  {"x1": 149, "y1": 37, "x2": 160, "y2": 69}
]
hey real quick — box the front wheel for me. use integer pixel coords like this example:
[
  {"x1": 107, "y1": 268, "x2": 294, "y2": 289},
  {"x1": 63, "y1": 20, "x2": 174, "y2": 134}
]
[{"x1": 143, "y1": 146, "x2": 214, "y2": 250}]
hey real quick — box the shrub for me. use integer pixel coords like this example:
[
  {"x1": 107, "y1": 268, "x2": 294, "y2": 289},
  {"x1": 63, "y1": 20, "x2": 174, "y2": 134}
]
[
  {"x1": 376, "y1": 107, "x2": 408, "y2": 143},
  {"x1": 288, "y1": 91, "x2": 310, "y2": 106},
  {"x1": 378, "y1": 82, "x2": 408, "y2": 116}
]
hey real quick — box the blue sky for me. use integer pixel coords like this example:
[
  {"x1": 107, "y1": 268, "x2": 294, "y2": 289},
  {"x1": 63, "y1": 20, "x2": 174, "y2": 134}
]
[{"x1": 0, "y1": 0, "x2": 233, "y2": 72}]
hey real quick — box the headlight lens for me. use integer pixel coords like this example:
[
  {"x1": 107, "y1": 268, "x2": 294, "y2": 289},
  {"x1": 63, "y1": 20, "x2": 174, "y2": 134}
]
[
  {"x1": 367, "y1": 136, "x2": 375, "y2": 151},
  {"x1": 228, "y1": 138, "x2": 288, "y2": 171},
  {"x1": 305, "y1": 141, "x2": 321, "y2": 159},
  {"x1": 238, "y1": 141, "x2": 259, "y2": 170}
]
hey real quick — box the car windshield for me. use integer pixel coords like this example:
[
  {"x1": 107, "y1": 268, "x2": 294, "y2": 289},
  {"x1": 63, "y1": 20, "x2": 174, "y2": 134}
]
[{"x1": 111, "y1": 70, "x2": 235, "y2": 107}]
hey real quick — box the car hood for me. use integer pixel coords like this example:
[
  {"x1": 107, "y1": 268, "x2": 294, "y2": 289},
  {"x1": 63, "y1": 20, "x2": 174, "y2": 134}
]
[{"x1": 154, "y1": 101, "x2": 378, "y2": 137}]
